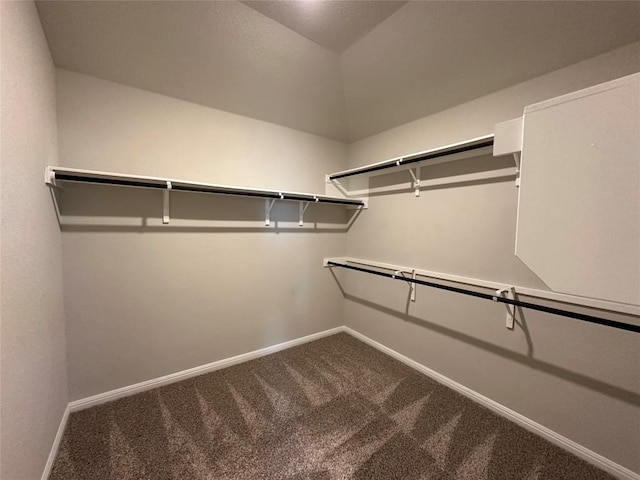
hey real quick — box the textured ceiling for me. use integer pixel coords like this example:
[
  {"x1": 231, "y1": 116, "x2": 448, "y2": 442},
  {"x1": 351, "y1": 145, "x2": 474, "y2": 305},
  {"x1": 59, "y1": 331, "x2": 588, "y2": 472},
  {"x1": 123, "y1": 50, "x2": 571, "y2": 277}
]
[
  {"x1": 341, "y1": 1, "x2": 640, "y2": 140},
  {"x1": 241, "y1": 1, "x2": 407, "y2": 53},
  {"x1": 36, "y1": 1, "x2": 347, "y2": 140},
  {"x1": 36, "y1": 1, "x2": 640, "y2": 142}
]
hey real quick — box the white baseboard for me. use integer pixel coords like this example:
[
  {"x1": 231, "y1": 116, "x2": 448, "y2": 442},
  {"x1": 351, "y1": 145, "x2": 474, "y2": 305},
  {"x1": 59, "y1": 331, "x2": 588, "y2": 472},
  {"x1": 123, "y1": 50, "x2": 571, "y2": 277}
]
[
  {"x1": 62, "y1": 325, "x2": 637, "y2": 480},
  {"x1": 68, "y1": 327, "x2": 343, "y2": 412},
  {"x1": 343, "y1": 326, "x2": 639, "y2": 480},
  {"x1": 41, "y1": 404, "x2": 70, "y2": 480}
]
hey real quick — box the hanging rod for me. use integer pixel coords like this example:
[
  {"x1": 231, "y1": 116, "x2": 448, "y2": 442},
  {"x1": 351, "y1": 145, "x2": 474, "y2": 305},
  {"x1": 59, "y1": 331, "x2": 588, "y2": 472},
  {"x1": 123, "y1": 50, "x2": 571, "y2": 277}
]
[
  {"x1": 45, "y1": 167, "x2": 365, "y2": 207},
  {"x1": 326, "y1": 260, "x2": 640, "y2": 334},
  {"x1": 328, "y1": 134, "x2": 494, "y2": 180}
]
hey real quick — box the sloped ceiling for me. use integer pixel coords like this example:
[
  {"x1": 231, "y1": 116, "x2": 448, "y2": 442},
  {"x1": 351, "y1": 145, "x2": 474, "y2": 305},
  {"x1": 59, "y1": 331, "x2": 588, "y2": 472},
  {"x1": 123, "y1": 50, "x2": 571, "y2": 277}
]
[
  {"x1": 36, "y1": 1, "x2": 640, "y2": 142},
  {"x1": 35, "y1": 1, "x2": 347, "y2": 140},
  {"x1": 241, "y1": 1, "x2": 407, "y2": 53},
  {"x1": 341, "y1": 1, "x2": 640, "y2": 140}
]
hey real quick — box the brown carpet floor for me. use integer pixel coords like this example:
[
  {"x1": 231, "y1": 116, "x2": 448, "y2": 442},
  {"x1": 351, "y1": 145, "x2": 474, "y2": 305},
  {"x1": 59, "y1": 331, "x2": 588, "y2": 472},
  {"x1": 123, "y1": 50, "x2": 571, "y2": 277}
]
[{"x1": 50, "y1": 333, "x2": 614, "y2": 479}]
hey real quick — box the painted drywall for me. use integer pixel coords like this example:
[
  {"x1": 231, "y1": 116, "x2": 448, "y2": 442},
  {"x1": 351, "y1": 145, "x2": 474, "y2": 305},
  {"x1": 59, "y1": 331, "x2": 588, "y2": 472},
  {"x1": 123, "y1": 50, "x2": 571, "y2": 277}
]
[
  {"x1": 36, "y1": 1, "x2": 640, "y2": 143},
  {"x1": 342, "y1": 42, "x2": 640, "y2": 473},
  {"x1": 56, "y1": 70, "x2": 350, "y2": 401},
  {"x1": 0, "y1": 2, "x2": 68, "y2": 479},
  {"x1": 36, "y1": 1, "x2": 347, "y2": 141},
  {"x1": 342, "y1": 2, "x2": 640, "y2": 140}
]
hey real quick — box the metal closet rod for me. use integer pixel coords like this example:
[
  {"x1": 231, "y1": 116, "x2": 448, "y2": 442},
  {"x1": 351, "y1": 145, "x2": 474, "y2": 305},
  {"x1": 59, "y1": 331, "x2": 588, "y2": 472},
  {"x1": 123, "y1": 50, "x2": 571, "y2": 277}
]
[
  {"x1": 327, "y1": 261, "x2": 640, "y2": 334},
  {"x1": 329, "y1": 136, "x2": 495, "y2": 180},
  {"x1": 52, "y1": 173, "x2": 365, "y2": 206}
]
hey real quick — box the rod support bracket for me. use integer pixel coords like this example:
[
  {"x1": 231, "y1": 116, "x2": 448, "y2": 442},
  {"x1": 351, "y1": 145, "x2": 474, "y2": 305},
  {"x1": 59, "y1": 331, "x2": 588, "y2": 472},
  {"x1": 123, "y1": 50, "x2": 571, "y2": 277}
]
[
  {"x1": 391, "y1": 269, "x2": 417, "y2": 301},
  {"x1": 513, "y1": 152, "x2": 521, "y2": 188},
  {"x1": 265, "y1": 198, "x2": 277, "y2": 227},
  {"x1": 299, "y1": 201, "x2": 310, "y2": 227},
  {"x1": 409, "y1": 167, "x2": 421, "y2": 197},
  {"x1": 410, "y1": 269, "x2": 417, "y2": 301},
  {"x1": 162, "y1": 181, "x2": 172, "y2": 225},
  {"x1": 494, "y1": 287, "x2": 517, "y2": 329}
]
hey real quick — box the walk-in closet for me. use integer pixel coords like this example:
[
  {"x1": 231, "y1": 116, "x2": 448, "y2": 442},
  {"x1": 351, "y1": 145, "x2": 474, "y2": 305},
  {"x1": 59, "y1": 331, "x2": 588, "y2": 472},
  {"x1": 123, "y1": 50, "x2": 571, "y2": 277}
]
[{"x1": 2, "y1": 1, "x2": 639, "y2": 479}]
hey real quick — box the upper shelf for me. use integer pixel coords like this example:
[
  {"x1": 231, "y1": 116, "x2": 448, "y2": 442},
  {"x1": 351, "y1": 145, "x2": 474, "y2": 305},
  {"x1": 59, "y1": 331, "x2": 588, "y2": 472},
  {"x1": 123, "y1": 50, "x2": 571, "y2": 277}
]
[
  {"x1": 45, "y1": 166, "x2": 365, "y2": 207},
  {"x1": 327, "y1": 134, "x2": 495, "y2": 180}
]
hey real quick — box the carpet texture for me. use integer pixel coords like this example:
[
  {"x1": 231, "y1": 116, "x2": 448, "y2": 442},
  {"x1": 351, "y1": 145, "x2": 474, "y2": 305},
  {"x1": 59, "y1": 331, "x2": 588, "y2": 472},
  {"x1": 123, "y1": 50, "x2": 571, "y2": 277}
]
[{"x1": 50, "y1": 333, "x2": 614, "y2": 479}]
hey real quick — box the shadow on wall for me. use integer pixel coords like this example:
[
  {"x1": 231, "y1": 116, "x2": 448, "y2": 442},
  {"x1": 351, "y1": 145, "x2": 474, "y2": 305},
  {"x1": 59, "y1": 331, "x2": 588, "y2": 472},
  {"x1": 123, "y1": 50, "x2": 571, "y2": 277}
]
[
  {"x1": 328, "y1": 270, "x2": 640, "y2": 408},
  {"x1": 50, "y1": 183, "x2": 361, "y2": 233}
]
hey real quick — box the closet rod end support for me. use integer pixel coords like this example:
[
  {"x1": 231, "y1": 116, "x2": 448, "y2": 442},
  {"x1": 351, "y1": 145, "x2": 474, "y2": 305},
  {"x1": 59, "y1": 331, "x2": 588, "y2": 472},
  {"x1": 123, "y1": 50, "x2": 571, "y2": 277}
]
[
  {"x1": 45, "y1": 166, "x2": 57, "y2": 187},
  {"x1": 323, "y1": 257, "x2": 344, "y2": 268}
]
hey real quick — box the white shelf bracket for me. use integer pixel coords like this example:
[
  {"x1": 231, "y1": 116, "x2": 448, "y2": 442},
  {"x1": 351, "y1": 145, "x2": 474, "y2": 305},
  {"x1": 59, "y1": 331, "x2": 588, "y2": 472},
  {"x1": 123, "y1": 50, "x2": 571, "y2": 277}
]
[
  {"x1": 494, "y1": 287, "x2": 517, "y2": 329},
  {"x1": 392, "y1": 269, "x2": 417, "y2": 301},
  {"x1": 408, "y1": 167, "x2": 421, "y2": 197},
  {"x1": 513, "y1": 152, "x2": 521, "y2": 188},
  {"x1": 265, "y1": 198, "x2": 277, "y2": 227},
  {"x1": 162, "y1": 181, "x2": 172, "y2": 225},
  {"x1": 299, "y1": 201, "x2": 311, "y2": 227},
  {"x1": 410, "y1": 269, "x2": 417, "y2": 301}
]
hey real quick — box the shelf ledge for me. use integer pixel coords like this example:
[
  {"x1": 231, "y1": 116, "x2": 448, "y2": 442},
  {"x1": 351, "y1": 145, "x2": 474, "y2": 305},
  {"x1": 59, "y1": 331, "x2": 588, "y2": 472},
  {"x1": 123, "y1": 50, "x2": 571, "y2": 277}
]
[
  {"x1": 46, "y1": 166, "x2": 366, "y2": 207},
  {"x1": 327, "y1": 134, "x2": 494, "y2": 181}
]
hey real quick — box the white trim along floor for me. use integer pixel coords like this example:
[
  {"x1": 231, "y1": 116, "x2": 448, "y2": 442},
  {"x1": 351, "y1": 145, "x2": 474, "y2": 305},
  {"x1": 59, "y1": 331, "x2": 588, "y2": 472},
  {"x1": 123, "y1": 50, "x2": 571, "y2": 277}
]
[{"x1": 43, "y1": 326, "x2": 637, "y2": 480}]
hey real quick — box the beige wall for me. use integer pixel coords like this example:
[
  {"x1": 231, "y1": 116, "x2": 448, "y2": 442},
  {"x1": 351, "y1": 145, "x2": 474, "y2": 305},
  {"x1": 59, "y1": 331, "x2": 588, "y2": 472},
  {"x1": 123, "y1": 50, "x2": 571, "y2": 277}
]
[
  {"x1": 29, "y1": 30, "x2": 640, "y2": 476},
  {"x1": 343, "y1": 42, "x2": 640, "y2": 473},
  {"x1": 0, "y1": 2, "x2": 68, "y2": 479},
  {"x1": 56, "y1": 70, "x2": 349, "y2": 401}
]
